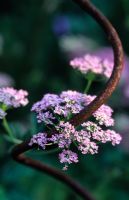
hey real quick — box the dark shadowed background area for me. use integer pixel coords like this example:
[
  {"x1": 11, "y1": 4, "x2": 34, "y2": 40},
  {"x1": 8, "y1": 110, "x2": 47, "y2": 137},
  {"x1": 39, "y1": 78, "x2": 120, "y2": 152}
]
[{"x1": 0, "y1": 0, "x2": 129, "y2": 200}]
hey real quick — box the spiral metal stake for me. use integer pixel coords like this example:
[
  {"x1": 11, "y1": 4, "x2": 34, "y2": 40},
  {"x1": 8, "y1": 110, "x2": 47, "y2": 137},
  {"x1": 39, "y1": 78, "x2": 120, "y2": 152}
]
[{"x1": 11, "y1": 1, "x2": 124, "y2": 199}]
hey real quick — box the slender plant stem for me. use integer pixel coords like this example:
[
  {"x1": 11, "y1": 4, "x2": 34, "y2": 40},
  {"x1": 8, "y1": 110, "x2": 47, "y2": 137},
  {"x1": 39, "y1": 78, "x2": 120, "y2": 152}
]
[
  {"x1": 2, "y1": 117, "x2": 22, "y2": 144},
  {"x1": 42, "y1": 147, "x2": 60, "y2": 155},
  {"x1": 84, "y1": 78, "x2": 93, "y2": 94},
  {"x1": 3, "y1": 118, "x2": 13, "y2": 138},
  {"x1": 84, "y1": 73, "x2": 95, "y2": 94},
  {"x1": 31, "y1": 147, "x2": 60, "y2": 156}
]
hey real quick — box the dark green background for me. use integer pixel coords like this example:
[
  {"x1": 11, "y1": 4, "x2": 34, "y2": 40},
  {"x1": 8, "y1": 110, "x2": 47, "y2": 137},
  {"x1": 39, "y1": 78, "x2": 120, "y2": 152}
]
[{"x1": 0, "y1": 0, "x2": 129, "y2": 200}]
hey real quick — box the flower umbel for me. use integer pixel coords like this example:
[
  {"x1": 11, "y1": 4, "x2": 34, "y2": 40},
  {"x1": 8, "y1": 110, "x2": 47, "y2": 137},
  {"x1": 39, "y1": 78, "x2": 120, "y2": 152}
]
[
  {"x1": 0, "y1": 87, "x2": 29, "y2": 111},
  {"x1": 0, "y1": 87, "x2": 29, "y2": 144},
  {"x1": 30, "y1": 90, "x2": 122, "y2": 170},
  {"x1": 59, "y1": 150, "x2": 78, "y2": 170},
  {"x1": 29, "y1": 133, "x2": 48, "y2": 149},
  {"x1": 70, "y1": 54, "x2": 113, "y2": 78}
]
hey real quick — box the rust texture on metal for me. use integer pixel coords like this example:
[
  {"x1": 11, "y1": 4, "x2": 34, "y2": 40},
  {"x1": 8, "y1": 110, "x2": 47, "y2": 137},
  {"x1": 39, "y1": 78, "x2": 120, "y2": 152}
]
[{"x1": 11, "y1": 0, "x2": 124, "y2": 199}]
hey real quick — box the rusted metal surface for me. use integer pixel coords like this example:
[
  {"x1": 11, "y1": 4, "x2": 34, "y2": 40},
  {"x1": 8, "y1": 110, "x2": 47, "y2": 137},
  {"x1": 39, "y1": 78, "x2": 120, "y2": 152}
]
[
  {"x1": 11, "y1": 1, "x2": 124, "y2": 199},
  {"x1": 12, "y1": 140, "x2": 94, "y2": 200},
  {"x1": 70, "y1": 0, "x2": 124, "y2": 126}
]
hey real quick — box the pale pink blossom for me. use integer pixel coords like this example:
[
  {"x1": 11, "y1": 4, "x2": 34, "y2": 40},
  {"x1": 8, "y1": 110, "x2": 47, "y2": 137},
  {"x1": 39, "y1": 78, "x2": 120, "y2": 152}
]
[
  {"x1": 0, "y1": 87, "x2": 28, "y2": 108},
  {"x1": 70, "y1": 54, "x2": 113, "y2": 78}
]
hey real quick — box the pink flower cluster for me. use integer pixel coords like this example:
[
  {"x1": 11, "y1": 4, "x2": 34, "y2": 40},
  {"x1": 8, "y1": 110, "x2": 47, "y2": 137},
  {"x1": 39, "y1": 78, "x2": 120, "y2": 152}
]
[
  {"x1": 29, "y1": 133, "x2": 47, "y2": 149},
  {"x1": 59, "y1": 150, "x2": 78, "y2": 171},
  {"x1": 30, "y1": 90, "x2": 122, "y2": 170},
  {"x1": 31, "y1": 91, "x2": 115, "y2": 128},
  {"x1": 0, "y1": 87, "x2": 29, "y2": 119},
  {"x1": 31, "y1": 91, "x2": 85, "y2": 125},
  {"x1": 70, "y1": 54, "x2": 113, "y2": 78}
]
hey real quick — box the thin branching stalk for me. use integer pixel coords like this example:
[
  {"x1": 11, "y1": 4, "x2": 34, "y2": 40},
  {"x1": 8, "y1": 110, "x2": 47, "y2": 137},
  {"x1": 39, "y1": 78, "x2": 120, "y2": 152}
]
[{"x1": 11, "y1": 1, "x2": 124, "y2": 199}]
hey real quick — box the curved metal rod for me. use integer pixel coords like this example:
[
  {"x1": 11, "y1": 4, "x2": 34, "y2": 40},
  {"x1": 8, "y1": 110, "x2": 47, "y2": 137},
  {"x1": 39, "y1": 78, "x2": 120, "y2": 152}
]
[
  {"x1": 11, "y1": 0, "x2": 124, "y2": 200},
  {"x1": 70, "y1": 0, "x2": 124, "y2": 126},
  {"x1": 12, "y1": 141, "x2": 95, "y2": 200}
]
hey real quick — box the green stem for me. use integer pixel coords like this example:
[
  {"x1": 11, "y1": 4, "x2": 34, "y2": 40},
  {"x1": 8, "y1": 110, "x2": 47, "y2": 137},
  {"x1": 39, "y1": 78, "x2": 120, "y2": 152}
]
[
  {"x1": 84, "y1": 73, "x2": 95, "y2": 94},
  {"x1": 74, "y1": 141, "x2": 78, "y2": 148},
  {"x1": 84, "y1": 78, "x2": 93, "y2": 94},
  {"x1": 2, "y1": 117, "x2": 22, "y2": 144},
  {"x1": 31, "y1": 147, "x2": 60, "y2": 155},
  {"x1": 42, "y1": 147, "x2": 60, "y2": 155}
]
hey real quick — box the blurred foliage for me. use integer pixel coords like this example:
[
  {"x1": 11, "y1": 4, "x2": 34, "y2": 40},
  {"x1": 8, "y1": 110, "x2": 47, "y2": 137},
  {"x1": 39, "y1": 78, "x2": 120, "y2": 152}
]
[{"x1": 0, "y1": 0, "x2": 129, "y2": 200}]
